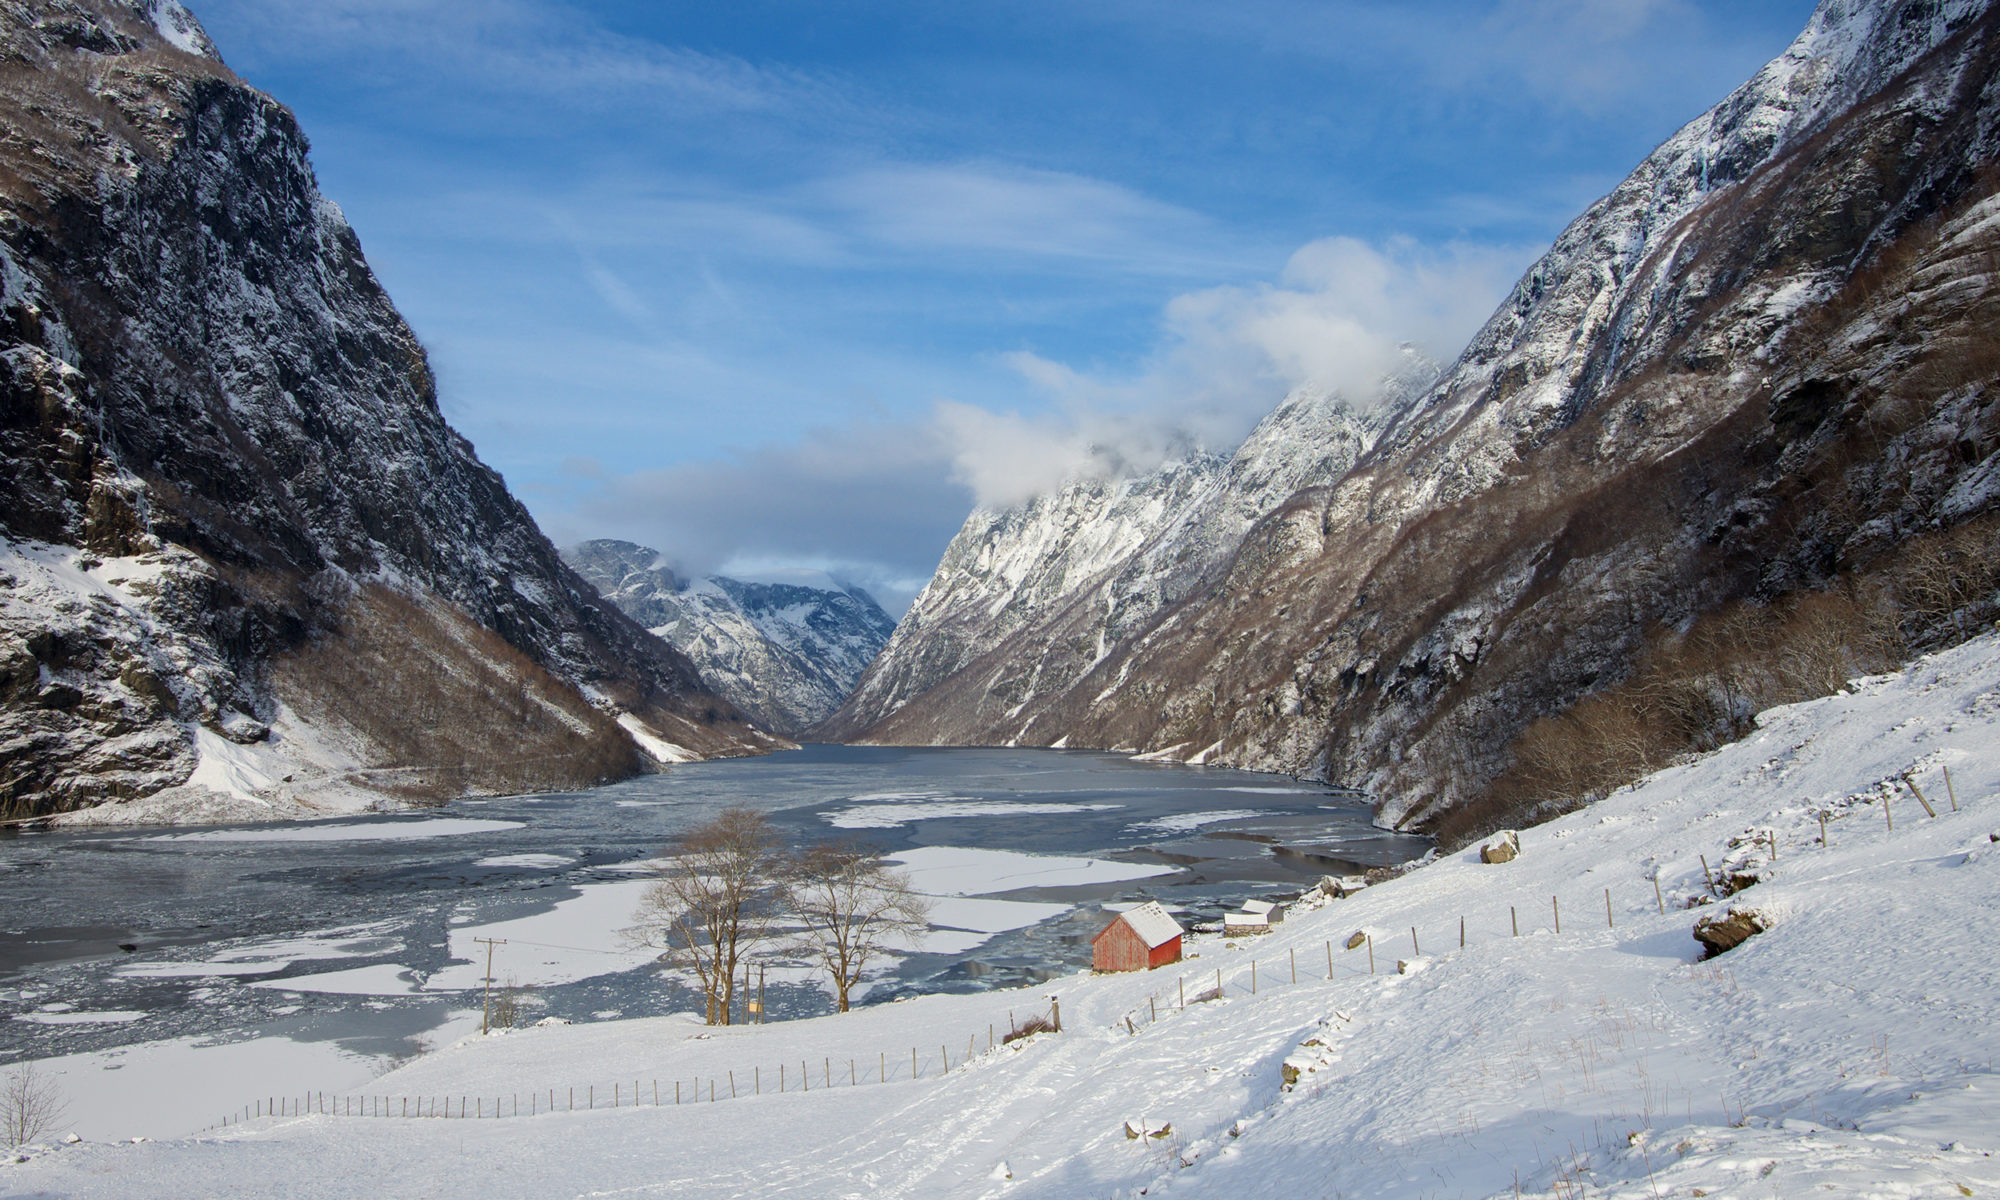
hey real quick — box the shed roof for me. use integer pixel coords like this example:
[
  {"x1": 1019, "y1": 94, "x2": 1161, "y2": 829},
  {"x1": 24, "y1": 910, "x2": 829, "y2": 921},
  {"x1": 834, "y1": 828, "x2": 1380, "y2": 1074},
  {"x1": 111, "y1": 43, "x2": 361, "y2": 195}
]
[
  {"x1": 1240, "y1": 899, "x2": 1279, "y2": 916},
  {"x1": 1099, "y1": 901, "x2": 1183, "y2": 949}
]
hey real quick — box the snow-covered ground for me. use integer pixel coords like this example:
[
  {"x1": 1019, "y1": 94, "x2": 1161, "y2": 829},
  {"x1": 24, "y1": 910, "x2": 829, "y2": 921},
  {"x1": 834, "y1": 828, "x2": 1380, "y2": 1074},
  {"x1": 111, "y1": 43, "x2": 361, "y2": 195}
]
[{"x1": 9, "y1": 633, "x2": 2000, "y2": 1197}]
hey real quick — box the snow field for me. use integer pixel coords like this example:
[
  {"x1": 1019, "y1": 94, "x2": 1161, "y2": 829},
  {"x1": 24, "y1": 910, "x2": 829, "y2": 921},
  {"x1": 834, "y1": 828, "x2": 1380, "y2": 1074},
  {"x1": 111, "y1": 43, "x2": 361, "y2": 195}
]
[{"x1": 8, "y1": 633, "x2": 2000, "y2": 1197}]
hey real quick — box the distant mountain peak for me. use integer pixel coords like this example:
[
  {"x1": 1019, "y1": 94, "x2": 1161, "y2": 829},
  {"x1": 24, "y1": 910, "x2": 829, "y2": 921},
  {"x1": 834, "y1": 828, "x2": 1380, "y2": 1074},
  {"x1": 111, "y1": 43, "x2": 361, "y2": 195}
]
[{"x1": 567, "y1": 541, "x2": 897, "y2": 737}]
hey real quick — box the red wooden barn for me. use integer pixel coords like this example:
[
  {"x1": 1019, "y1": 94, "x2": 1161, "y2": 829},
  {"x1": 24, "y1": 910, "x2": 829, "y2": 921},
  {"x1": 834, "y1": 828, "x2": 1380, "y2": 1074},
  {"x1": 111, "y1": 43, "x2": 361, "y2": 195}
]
[{"x1": 1091, "y1": 901, "x2": 1184, "y2": 972}]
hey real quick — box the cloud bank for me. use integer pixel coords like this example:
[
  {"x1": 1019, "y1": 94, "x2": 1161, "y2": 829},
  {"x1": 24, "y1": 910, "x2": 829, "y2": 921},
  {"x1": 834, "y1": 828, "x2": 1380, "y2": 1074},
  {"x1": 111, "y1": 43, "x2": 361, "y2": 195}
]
[
  {"x1": 568, "y1": 232, "x2": 1531, "y2": 611},
  {"x1": 947, "y1": 235, "x2": 1532, "y2": 508}
]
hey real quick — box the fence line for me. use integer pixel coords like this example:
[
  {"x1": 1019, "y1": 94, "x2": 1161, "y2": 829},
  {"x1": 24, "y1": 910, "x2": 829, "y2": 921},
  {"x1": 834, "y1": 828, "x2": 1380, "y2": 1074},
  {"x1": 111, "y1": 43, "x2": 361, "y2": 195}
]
[
  {"x1": 1111, "y1": 775, "x2": 1976, "y2": 1036},
  {"x1": 208, "y1": 1003, "x2": 1054, "y2": 1130}
]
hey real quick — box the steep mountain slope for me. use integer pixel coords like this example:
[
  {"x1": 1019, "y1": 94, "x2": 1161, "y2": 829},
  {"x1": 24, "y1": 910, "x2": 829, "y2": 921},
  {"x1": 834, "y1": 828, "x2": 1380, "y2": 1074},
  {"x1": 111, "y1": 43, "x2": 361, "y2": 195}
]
[
  {"x1": 818, "y1": 360, "x2": 1436, "y2": 745},
  {"x1": 0, "y1": 2, "x2": 773, "y2": 821},
  {"x1": 566, "y1": 540, "x2": 896, "y2": 736},
  {"x1": 840, "y1": 0, "x2": 2000, "y2": 832}
]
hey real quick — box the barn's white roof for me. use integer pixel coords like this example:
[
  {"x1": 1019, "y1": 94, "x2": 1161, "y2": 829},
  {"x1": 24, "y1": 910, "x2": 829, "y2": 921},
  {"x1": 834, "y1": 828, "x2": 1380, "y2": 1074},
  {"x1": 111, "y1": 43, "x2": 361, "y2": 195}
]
[
  {"x1": 1240, "y1": 899, "x2": 1279, "y2": 916},
  {"x1": 1110, "y1": 901, "x2": 1183, "y2": 949}
]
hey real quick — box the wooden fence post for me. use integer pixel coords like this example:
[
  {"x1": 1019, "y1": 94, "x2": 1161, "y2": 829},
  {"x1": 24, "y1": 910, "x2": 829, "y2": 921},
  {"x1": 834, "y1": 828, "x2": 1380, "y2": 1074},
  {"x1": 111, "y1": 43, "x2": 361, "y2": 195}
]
[
  {"x1": 1459, "y1": 916, "x2": 1465, "y2": 948},
  {"x1": 1366, "y1": 935, "x2": 1375, "y2": 975},
  {"x1": 1326, "y1": 942, "x2": 1333, "y2": 979},
  {"x1": 1944, "y1": 765, "x2": 1959, "y2": 811},
  {"x1": 1605, "y1": 888, "x2": 1613, "y2": 929},
  {"x1": 1653, "y1": 876, "x2": 1665, "y2": 913},
  {"x1": 1411, "y1": 927, "x2": 1419, "y2": 956},
  {"x1": 1552, "y1": 896, "x2": 1561, "y2": 934},
  {"x1": 1904, "y1": 775, "x2": 1937, "y2": 818},
  {"x1": 1511, "y1": 906, "x2": 1518, "y2": 937},
  {"x1": 1290, "y1": 948, "x2": 1296, "y2": 985},
  {"x1": 1700, "y1": 854, "x2": 1714, "y2": 892}
]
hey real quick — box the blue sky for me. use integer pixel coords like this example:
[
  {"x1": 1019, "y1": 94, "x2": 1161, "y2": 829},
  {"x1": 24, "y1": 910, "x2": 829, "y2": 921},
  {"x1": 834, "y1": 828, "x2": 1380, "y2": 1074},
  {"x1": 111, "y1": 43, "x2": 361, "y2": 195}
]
[{"x1": 192, "y1": 0, "x2": 1817, "y2": 611}]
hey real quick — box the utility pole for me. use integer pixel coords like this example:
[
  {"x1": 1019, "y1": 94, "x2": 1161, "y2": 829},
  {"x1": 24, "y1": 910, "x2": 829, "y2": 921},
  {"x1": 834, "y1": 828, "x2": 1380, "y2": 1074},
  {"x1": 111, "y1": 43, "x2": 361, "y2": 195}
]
[{"x1": 475, "y1": 938, "x2": 507, "y2": 1034}]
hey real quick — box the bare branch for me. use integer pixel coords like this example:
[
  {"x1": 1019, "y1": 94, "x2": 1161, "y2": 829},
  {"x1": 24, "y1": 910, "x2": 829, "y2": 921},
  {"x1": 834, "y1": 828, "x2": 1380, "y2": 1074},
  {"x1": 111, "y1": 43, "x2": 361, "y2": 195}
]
[{"x1": 784, "y1": 843, "x2": 932, "y2": 1013}]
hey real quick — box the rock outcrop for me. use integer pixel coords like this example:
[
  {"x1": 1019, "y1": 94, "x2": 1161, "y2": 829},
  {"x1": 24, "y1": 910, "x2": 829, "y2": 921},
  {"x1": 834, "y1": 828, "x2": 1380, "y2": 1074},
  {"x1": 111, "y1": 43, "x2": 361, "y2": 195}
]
[{"x1": 0, "y1": 2, "x2": 774, "y2": 820}]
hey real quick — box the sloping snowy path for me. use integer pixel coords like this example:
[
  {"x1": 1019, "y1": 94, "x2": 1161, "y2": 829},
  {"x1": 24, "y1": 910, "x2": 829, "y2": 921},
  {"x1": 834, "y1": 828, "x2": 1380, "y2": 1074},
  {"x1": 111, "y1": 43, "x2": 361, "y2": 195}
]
[{"x1": 10, "y1": 635, "x2": 2000, "y2": 1197}]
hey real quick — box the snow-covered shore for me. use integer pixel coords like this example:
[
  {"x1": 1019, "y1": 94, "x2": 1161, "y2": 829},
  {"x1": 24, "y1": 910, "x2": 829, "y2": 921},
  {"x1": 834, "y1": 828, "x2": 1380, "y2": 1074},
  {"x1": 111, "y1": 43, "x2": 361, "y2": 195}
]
[{"x1": 10, "y1": 633, "x2": 2000, "y2": 1197}]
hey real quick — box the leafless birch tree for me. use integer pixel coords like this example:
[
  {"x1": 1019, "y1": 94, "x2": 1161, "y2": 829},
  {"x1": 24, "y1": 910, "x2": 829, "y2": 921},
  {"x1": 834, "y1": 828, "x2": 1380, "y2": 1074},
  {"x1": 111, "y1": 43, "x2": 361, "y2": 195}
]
[
  {"x1": 3, "y1": 1061, "x2": 66, "y2": 1146},
  {"x1": 785, "y1": 843, "x2": 931, "y2": 1012},
  {"x1": 631, "y1": 808, "x2": 780, "y2": 1025}
]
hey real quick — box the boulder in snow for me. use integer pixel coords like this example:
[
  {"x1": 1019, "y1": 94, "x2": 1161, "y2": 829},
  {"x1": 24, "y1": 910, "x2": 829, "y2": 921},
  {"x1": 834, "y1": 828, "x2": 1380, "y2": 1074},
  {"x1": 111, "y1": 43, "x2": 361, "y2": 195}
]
[
  {"x1": 1479, "y1": 831, "x2": 1521, "y2": 864},
  {"x1": 1345, "y1": 930, "x2": 1367, "y2": 950},
  {"x1": 1693, "y1": 908, "x2": 1766, "y2": 958}
]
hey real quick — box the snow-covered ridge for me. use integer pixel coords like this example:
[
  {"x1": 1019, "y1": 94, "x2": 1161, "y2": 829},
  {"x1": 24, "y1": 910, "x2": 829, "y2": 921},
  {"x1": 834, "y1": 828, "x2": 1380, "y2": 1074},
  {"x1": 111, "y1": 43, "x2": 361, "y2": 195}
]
[
  {"x1": 13, "y1": 625, "x2": 1998, "y2": 1197},
  {"x1": 823, "y1": 355, "x2": 1436, "y2": 743},
  {"x1": 144, "y1": 0, "x2": 217, "y2": 58},
  {"x1": 1368, "y1": 0, "x2": 1997, "y2": 517},
  {"x1": 567, "y1": 540, "x2": 897, "y2": 736}
]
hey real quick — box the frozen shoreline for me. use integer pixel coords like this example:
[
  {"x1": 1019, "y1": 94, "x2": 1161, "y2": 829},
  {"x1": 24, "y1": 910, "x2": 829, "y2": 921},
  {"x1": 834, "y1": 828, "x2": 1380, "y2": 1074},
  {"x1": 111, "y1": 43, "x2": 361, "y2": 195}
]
[{"x1": 5, "y1": 633, "x2": 1997, "y2": 1196}]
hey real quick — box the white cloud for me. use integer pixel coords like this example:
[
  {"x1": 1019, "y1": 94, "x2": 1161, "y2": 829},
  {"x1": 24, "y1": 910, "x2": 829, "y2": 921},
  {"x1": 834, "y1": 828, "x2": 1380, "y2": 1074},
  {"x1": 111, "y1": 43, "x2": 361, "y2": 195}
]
[
  {"x1": 928, "y1": 235, "x2": 1532, "y2": 508},
  {"x1": 571, "y1": 420, "x2": 969, "y2": 615}
]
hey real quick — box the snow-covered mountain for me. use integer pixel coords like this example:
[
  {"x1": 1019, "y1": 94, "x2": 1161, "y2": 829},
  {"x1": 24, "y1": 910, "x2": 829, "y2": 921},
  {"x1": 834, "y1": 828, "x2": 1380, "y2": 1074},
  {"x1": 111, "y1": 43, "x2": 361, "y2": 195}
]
[
  {"x1": 833, "y1": 0, "x2": 2000, "y2": 832},
  {"x1": 0, "y1": 2, "x2": 775, "y2": 822},
  {"x1": 817, "y1": 359, "x2": 1437, "y2": 744},
  {"x1": 567, "y1": 541, "x2": 896, "y2": 736}
]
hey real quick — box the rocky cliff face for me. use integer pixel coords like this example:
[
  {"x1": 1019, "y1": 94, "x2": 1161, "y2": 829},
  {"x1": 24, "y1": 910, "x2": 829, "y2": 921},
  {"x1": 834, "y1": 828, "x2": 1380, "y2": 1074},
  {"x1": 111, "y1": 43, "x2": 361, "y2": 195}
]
[
  {"x1": 566, "y1": 540, "x2": 896, "y2": 736},
  {"x1": 0, "y1": 1, "x2": 774, "y2": 821},
  {"x1": 835, "y1": 0, "x2": 2000, "y2": 830},
  {"x1": 818, "y1": 357, "x2": 1435, "y2": 745}
]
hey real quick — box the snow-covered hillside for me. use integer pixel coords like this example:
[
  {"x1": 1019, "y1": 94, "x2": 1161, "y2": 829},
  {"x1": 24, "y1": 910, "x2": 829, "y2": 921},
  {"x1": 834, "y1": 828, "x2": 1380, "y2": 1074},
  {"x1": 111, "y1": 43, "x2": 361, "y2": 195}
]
[
  {"x1": 568, "y1": 541, "x2": 897, "y2": 735},
  {"x1": 15, "y1": 631, "x2": 1997, "y2": 1198},
  {"x1": 821, "y1": 358, "x2": 1435, "y2": 744}
]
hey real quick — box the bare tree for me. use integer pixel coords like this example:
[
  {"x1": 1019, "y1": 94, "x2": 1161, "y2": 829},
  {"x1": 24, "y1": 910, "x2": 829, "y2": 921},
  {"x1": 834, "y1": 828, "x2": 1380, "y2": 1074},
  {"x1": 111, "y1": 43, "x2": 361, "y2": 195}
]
[
  {"x1": 786, "y1": 843, "x2": 932, "y2": 1013},
  {"x1": 631, "y1": 808, "x2": 780, "y2": 1025},
  {"x1": 3, "y1": 1061, "x2": 66, "y2": 1146}
]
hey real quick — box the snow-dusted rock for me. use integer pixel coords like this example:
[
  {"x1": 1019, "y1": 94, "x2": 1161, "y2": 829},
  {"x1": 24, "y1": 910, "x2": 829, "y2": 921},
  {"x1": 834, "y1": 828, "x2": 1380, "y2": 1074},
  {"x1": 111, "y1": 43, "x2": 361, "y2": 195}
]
[
  {"x1": 567, "y1": 540, "x2": 896, "y2": 735},
  {"x1": 822, "y1": 358, "x2": 1436, "y2": 744}
]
